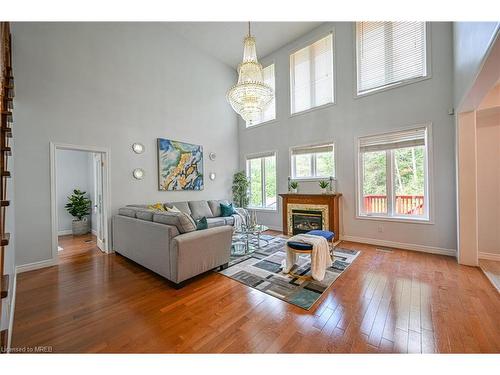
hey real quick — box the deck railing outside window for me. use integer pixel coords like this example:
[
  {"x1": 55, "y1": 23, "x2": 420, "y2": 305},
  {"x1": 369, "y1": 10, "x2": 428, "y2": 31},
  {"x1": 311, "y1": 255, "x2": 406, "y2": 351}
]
[{"x1": 363, "y1": 195, "x2": 424, "y2": 216}]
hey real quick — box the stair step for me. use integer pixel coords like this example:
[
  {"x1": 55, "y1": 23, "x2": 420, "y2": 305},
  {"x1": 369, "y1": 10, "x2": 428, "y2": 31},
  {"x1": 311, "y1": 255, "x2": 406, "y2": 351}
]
[
  {"x1": 1, "y1": 171, "x2": 10, "y2": 178},
  {"x1": 1, "y1": 147, "x2": 11, "y2": 155},
  {"x1": 0, "y1": 200, "x2": 10, "y2": 207},
  {"x1": 0, "y1": 233, "x2": 9, "y2": 246},
  {"x1": 0, "y1": 274, "x2": 8, "y2": 299}
]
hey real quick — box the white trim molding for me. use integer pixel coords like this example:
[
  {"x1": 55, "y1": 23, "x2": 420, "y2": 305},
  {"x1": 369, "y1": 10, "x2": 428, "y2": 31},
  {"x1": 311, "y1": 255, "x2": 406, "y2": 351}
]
[
  {"x1": 341, "y1": 234, "x2": 457, "y2": 257},
  {"x1": 57, "y1": 229, "x2": 73, "y2": 236},
  {"x1": 16, "y1": 258, "x2": 58, "y2": 274},
  {"x1": 6, "y1": 272, "x2": 17, "y2": 353},
  {"x1": 479, "y1": 252, "x2": 500, "y2": 261}
]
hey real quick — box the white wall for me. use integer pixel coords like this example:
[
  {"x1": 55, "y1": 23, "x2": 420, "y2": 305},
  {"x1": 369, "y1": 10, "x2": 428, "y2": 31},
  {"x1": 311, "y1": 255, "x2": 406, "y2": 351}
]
[
  {"x1": 11, "y1": 23, "x2": 239, "y2": 266},
  {"x1": 56, "y1": 149, "x2": 93, "y2": 234},
  {"x1": 453, "y1": 22, "x2": 499, "y2": 110},
  {"x1": 477, "y1": 111, "x2": 500, "y2": 256},
  {"x1": 238, "y1": 22, "x2": 457, "y2": 253}
]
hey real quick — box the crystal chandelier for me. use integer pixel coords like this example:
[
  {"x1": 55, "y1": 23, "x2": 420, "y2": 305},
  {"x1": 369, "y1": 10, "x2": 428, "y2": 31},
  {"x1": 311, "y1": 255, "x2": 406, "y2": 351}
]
[{"x1": 226, "y1": 22, "x2": 273, "y2": 125}]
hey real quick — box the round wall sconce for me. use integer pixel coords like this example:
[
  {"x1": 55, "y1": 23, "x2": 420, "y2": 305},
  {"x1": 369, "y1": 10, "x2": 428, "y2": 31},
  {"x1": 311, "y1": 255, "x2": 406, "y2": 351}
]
[
  {"x1": 209, "y1": 152, "x2": 216, "y2": 161},
  {"x1": 209, "y1": 172, "x2": 216, "y2": 181},
  {"x1": 132, "y1": 143, "x2": 145, "y2": 154},
  {"x1": 132, "y1": 168, "x2": 145, "y2": 180}
]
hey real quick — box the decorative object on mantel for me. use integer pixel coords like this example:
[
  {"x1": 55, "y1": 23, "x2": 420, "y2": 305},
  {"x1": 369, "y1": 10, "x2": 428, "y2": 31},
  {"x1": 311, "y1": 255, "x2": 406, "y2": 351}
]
[
  {"x1": 208, "y1": 152, "x2": 216, "y2": 161},
  {"x1": 232, "y1": 171, "x2": 250, "y2": 208},
  {"x1": 226, "y1": 22, "x2": 274, "y2": 125},
  {"x1": 132, "y1": 143, "x2": 145, "y2": 154},
  {"x1": 157, "y1": 138, "x2": 203, "y2": 191},
  {"x1": 209, "y1": 172, "x2": 216, "y2": 181},
  {"x1": 319, "y1": 180, "x2": 329, "y2": 194},
  {"x1": 329, "y1": 176, "x2": 336, "y2": 193},
  {"x1": 289, "y1": 181, "x2": 299, "y2": 193},
  {"x1": 279, "y1": 193, "x2": 342, "y2": 242},
  {"x1": 132, "y1": 168, "x2": 145, "y2": 180}
]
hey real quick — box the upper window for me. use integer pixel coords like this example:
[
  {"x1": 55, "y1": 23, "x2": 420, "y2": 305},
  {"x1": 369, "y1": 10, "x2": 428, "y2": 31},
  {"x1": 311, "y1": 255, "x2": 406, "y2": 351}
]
[
  {"x1": 291, "y1": 143, "x2": 334, "y2": 179},
  {"x1": 290, "y1": 33, "x2": 334, "y2": 114},
  {"x1": 356, "y1": 22, "x2": 427, "y2": 95},
  {"x1": 246, "y1": 152, "x2": 277, "y2": 210},
  {"x1": 358, "y1": 126, "x2": 430, "y2": 221},
  {"x1": 248, "y1": 64, "x2": 276, "y2": 127}
]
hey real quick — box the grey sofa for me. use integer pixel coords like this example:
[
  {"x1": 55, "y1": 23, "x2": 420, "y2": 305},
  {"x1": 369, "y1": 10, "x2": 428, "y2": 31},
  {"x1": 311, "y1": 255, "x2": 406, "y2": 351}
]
[{"x1": 112, "y1": 199, "x2": 234, "y2": 288}]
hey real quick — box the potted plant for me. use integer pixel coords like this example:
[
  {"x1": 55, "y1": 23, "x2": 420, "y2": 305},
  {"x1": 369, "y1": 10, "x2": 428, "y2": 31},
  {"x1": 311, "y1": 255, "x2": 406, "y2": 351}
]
[
  {"x1": 290, "y1": 181, "x2": 299, "y2": 193},
  {"x1": 319, "y1": 180, "x2": 329, "y2": 194},
  {"x1": 65, "y1": 189, "x2": 92, "y2": 235},
  {"x1": 232, "y1": 171, "x2": 250, "y2": 208}
]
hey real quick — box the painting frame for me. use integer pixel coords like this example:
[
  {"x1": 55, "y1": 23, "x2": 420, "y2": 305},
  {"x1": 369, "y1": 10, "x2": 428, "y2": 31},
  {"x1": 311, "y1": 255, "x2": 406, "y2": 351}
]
[{"x1": 157, "y1": 138, "x2": 204, "y2": 191}]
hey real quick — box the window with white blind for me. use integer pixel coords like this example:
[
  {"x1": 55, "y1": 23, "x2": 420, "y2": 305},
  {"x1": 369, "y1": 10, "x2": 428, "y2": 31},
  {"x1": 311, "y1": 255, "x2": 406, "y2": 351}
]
[
  {"x1": 356, "y1": 22, "x2": 427, "y2": 95},
  {"x1": 246, "y1": 152, "x2": 277, "y2": 210},
  {"x1": 290, "y1": 33, "x2": 334, "y2": 114},
  {"x1": 357, "y1": 125, "x2": 431, "y2": 221},
  {"x1": 248, "y1": 64, "x2": 276, "y2": 127},
  {"x1": 291, "y1": 143, "x2": 335, "y2": 179}
]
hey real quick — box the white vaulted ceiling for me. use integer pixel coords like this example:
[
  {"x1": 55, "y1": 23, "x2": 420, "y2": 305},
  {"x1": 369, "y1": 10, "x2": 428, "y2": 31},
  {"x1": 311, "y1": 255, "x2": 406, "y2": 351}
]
[{"x1": 166, "y1": 22, "x2": 323, "y2": 68}]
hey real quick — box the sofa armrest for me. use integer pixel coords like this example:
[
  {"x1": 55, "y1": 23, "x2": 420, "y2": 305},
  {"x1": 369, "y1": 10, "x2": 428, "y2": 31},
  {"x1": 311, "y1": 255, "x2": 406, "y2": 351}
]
[{"x1": 170, "y1": 225, "x2": 233, "y2": 283}]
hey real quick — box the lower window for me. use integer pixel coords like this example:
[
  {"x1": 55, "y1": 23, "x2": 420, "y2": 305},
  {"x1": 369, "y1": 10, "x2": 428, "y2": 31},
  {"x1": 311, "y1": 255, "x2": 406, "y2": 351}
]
[
  {"x1": 358, "y1": 126, "x2": 430, "y2": 221},
  {"x1": 246, "y1": 153, "x2": 277, "y2": 210}
]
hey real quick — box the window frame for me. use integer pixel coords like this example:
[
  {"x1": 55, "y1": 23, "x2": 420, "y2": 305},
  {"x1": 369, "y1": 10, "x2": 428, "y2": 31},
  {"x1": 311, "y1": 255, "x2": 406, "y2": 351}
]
[
  {"x1": 355, "y1": 123, "x2": 434, "y2": 224},
  {"x1": 289, "y1": 30, "x2": 336, "y2": 116},
  {"x1": 353, "y1": 22, "x2": 432, "y2": 98},
  {"x1": 246, "y1": 63, "x2": 277, "y2": 128},
  {"x1": 290, "y1": 141, "x2": 336, "y2": 181},
  {"x1": 246, "y1": 151, "x2": 278, "y2": 211}
]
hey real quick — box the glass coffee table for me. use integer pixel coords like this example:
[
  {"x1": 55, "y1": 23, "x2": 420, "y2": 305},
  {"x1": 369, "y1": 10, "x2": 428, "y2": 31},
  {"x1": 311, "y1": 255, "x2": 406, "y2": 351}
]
[{"x1": 231, "y1": 224, "x2": 269, "y2": 256}]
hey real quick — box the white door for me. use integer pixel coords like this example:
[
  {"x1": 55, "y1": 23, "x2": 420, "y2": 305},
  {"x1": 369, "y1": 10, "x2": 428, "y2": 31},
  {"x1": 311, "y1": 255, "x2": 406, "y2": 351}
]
[{"x1": 94, "y1": 153, "x2": 105, "y2": 252}]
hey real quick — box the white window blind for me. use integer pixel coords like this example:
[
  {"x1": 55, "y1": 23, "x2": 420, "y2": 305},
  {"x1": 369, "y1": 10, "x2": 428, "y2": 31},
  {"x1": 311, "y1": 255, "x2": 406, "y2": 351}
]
[
  {"x1": 359, "y1": 128, "x2": 426, "y2": 152},
  {"x1": 290, "y1": 33, "x2": 334, "y2": 114},
  {"x1": 249, "y1": 64, "x2": 276, "y2": 127},
  {"x1": 356, "y1": 22, "x2": 427, "y2": 95}
]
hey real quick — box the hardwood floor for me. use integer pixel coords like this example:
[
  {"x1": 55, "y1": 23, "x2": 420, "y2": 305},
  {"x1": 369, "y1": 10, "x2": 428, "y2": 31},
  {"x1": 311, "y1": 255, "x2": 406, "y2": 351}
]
[{"x1": 11, "y1": 233, "x2": 500, "y2": 353}]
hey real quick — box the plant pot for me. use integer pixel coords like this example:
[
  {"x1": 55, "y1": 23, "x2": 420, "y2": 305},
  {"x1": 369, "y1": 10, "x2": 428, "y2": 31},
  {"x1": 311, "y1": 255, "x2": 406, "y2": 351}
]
[
  {"x1": 291, "y1": 188, "x2": 298, "y2": 194},
  {"x1": 321, "y1": 188, "x2": 328, "y2": 194},
  {"x1": 72, "y1": 217, "x2": 90, "y2": 235}
]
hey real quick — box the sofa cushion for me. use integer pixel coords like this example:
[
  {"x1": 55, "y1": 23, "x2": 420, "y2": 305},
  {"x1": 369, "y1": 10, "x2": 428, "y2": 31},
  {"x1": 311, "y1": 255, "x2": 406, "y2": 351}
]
[
  {"x1": 206, "y1": 217, "x2": 226, "y2": 228},
  {"x1": 223, "y1": 216, "x2": 235, "y2": 226},
  {"x1": 164, "y1": 201, "x2": 191, "y2": 215},
  {"x1": 196, "y1": 217, "x2": 208, "y2": 230},
  {"x1": 153, "y1": 211, "x2": 196, "y2": 233},
  {"x1": 220, "y1": 202, "x2": 237, "y2": 217},
  {"x1": 208, "y1": 199, "x2": 229, "y2": 217},
  {"x1": 118, "y1": 207, "x2": 139, "y2": 218},
  {"x1": 135, "y1": 209, "x2": 155, "y2": 221},
  {"x1": 188, "y1": 200, "x2": 214, "y2": 220}
]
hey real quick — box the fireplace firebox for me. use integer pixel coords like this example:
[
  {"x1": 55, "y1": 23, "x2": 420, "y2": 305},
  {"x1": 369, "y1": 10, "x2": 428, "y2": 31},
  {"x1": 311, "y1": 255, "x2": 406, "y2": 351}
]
[{"x1": 291, "y1": 209, "x2": 323, "y2": 235}]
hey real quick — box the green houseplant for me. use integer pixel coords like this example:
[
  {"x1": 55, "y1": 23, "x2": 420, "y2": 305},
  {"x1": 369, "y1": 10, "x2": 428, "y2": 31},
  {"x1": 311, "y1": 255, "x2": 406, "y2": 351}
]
[
  {"x1": 290, "y1": 181, "x2": 298, "y2": 193},
  {"x1": 319, "y1": 180, "x2": 329, "y2": 194},
  {"x1": 65, "y1": 189, "x2": 92, "y2": 235},
  {"x1": 232, "y1": 171, "x2": 250, "y2": 208}
]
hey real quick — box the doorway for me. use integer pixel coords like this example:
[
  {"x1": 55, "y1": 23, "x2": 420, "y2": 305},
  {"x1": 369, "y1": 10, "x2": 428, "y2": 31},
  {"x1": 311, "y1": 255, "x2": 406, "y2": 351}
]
[{"x1": 50, "y1": 143, "x2": 111, "y2": 263}]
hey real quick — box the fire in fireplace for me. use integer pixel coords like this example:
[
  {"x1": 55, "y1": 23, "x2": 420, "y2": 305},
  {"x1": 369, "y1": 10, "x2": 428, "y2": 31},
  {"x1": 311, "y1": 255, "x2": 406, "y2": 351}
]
[{"x1": 291, "y1": 209, "x2": 323, "y2": 235}]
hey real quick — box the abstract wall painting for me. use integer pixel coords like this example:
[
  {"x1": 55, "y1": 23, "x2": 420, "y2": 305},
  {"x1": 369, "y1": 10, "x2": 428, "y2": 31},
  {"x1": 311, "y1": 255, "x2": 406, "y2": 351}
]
[{"x1": 157, "y1": 138, "x2": 204, "y2": 191}]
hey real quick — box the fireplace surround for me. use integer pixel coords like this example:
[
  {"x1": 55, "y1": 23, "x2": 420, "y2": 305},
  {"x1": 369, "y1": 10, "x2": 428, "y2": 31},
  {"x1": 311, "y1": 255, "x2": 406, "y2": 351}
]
[{"x1": 279, "y1": 193, "x2": 341, "y2": 241}]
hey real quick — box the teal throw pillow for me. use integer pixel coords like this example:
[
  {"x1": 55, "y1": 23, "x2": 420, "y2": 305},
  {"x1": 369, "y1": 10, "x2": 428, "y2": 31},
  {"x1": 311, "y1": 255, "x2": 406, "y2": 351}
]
[
  {"x1": 220, "y1": 202, "x2": 236, "y2": 217},
  {"x1": 196, "y1": 216, "x2": 208, "y2": 230}
]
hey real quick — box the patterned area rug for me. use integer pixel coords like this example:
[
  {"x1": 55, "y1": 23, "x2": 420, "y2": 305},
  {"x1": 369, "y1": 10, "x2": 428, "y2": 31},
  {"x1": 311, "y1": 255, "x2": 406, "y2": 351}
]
[{"x1": 218, "y1": 235, "x2": 360, "y2": 310}]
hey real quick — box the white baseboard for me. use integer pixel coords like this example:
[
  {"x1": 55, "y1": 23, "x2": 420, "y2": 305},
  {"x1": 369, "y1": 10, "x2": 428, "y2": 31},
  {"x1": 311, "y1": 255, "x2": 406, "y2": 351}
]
[
  {"x1": 16, "y1": 258, "x2": 57, "y2": 274},
  {"x1": 340, "y1": 235, "x2": 457, "y2": 257},
  {"x1": 7, "y1": 272, "x2": 17, "y2": 353},
  {"x1": 92, "y1": 229, "x2": 97, "y2": 236},
  {"x1": 57, "y1": 229, "x2": 72, "y2": 236},
  {"x1": 265, "y1": 225, "x2": 283, "y2": 232},
  {"x1": 479, "y1": 252, "x2": 500, "y2": 261}
]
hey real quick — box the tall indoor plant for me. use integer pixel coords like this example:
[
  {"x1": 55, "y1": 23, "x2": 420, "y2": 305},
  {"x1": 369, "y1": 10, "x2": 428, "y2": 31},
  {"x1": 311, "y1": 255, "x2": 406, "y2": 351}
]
[
  {"x1": 65, "y1": 189, "x2": 92, "y2": 235},
  {"x1": 232, "y1": 171, "x2": 250, "y2": 208}
]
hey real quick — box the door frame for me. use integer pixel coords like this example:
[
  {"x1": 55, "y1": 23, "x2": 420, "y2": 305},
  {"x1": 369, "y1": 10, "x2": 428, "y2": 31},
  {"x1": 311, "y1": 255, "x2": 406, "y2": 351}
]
[{"x1": 49, "y1": 142, "x2": 112, "y2": 262}]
